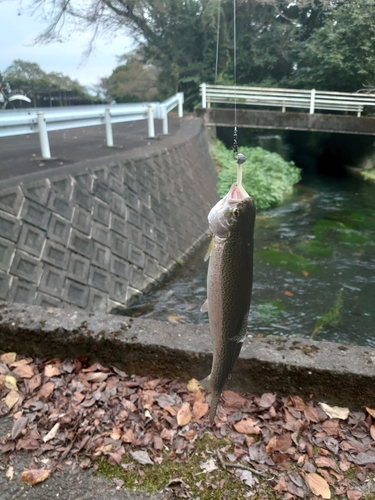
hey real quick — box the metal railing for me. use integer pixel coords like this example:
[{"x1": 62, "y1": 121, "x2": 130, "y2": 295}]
[
  {"x1": 0, "y1": 92, "x2": 184, "y2": 159},
  {"x1": 200, "y1": 84, "x2": 375, "y2": 117}
]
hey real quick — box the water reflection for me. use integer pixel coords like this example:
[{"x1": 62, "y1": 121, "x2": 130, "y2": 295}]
[{"x1": 123, "y1": 176, "x2": 375, "y2": 348}]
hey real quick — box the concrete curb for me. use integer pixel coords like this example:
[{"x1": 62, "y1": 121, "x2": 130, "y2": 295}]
[{"x1": 0, "y1": 302, "x2": 373, "y2": 409}]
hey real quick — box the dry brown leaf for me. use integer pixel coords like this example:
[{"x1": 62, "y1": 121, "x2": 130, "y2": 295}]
[
  {"x1": 233, "y1": 418, "x2": 261, "y2": 435},
  {"x1": 27, "y1": 374, "x2": 42, "y2": 393},
  {"x1": 285, "y1": 290, "x2": 294, "y2": 297},
  {"x1": 366, "y1": 407, "x2": 375, "y2": 419},
  {"x1": 4, "y1": 390, "x2": 19, "y2": 410},
  {"x1": 10, "y1": 358, "x2": 33, "y2": 368},
  {"x1": 110, "y1": 428, "x2": 122, "y2": 441},
  {"x1": 319, "y1": 402, "x2": 349, "y2": 420},
  {"x1": 222, "y1": 390, "x2": 246, "y2": 409},
  {"x1": 12, "y1": 364, "x2": 34, "y2": 379},
  {"x1": 184, "y1": 429, "x2": 195, "y2": 441},
  {"x1": 305, "y1": 472, "x2": 331, "y2": 499},
  {"x1": 43, "y1": 423, "x2": 60, "y2": 443},
  {"x1": 347, "y1": 490, "x2": 363, "y2": 500},
  {"x1": 193, "y1": 401, "x2": 208, "y2": 420},
  {"x1": 44, "y1": 365, "x2": 61, "y2": 378},
  {"x1": 167, "y1": 314, "x2": 185, "y2": 324},
  {"x1": 122, "y1": 428, "x2": 134, "y2": 444},
  {"x1": 304, "y1": 405, "x2": 321, "y2": 423},
  {"x1": 259, "y1": 393, "x2": 276, "y2": 408},
  {"x1": 85, "y1": 372, "x2": 109, "y2": 383},
  {"x1": 6, "y1": 465, "x2": 14, "y2": 480},
  {"x1": 370, "y1": 425, "x2": 375, "y2": 441},
  {"x1": 38, "y1": 382, "x2": 55, "y2": 399},
  {"x1": 315, "y1": 456, "x2": 340, "y2": 473},
  {"x1": 177, "y1": 403, "x2": 192, "y2": 426},
  {"x1": 266, "y1": 433, "x2": 292, "y2": 454},
  {"x1": 20, "y1": 469, "x2": 51, "y2": 486},
  {"x1": 1, "y1": 352, "x2": 17, "y2": 365}
]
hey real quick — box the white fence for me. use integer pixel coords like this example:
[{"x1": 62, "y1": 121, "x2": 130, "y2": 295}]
[
  {"x1": 0, "y1": 92, "x2": 184, "y2": 159},
  {"x1": 200, "y1": 84, "x2": 375, "y2": 117}
]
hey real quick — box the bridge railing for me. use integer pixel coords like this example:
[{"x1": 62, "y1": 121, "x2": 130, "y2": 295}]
[
  {"x1": 0, "y1": 92, "x2": 184, "y2": 159},
  {"x1": 200, "y1": 84, "x2": 375, "y2": 117}
]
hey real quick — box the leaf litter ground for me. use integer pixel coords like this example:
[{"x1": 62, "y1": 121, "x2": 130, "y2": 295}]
[{"x1": 1, "y1": 352, "x2": 375, "y2": 499}]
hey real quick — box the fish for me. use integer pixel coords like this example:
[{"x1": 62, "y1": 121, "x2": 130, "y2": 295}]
[{"x1": 200, "y1": 181, "x2": 256, "y2": 424}]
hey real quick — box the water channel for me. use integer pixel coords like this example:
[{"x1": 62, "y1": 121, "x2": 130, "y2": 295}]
[{"x1": 124, "y1": 172, "x2": 375, "y2": 348}]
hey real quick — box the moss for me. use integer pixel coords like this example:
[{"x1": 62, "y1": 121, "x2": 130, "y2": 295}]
[
  {"x1": 336, "y1": 228, "x2": 373, "y2": 246},
  {"x1": 95, "y1": 433, "x2": 277, "y2": 499},
  {"x1": 313, "y1": 219, "x2": 347, "y2": 240},
  {"x1": 311, "y1": 289, "x2": 343, "y2": 340},
  {"x1": 256, "y1": 248, "x2": 317, "y2": 274},
  {"x1": 295, "y1": 240, "x2": 332, "y2": 258},
  {"x1": 256, "y1": 301, "x2": 286, "y2": 323}
]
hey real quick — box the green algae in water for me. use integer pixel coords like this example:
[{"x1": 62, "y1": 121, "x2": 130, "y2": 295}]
[
  {"x1": 337, "y1": 228, "x2": 373, "y2": 246},
  {"x1": 313, "y1": 219, "x2": 347, "y2": 240},
  {"x1": 256, "y1": 300, "x2": 285, "y2": 323},
  {"x1": 311, "y1": 289, "x2": 343, "y2": 340},
  {"x1": 295, "y1": 240, "x2": 332, "y2": 258},
  {"x1": 256, "y1": 247, "x2": 317, "y2": 274}
]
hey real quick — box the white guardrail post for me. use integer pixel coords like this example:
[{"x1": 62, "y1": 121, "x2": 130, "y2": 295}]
[
  {"x1": 37, "y1": 112, "x2": 51, "y2": 159},
  {"x1": 148, "y1": 105, "x2": 155, "y2": 137},
  {"x1": 105, "y1": 108, "x2": 114, "y2": 147},
  {"x1": 161, "y1": 105, "x2": 168, "y2": 135},
  {"x1": 201, "y1": 83, "x2": 207, "y2": 108},
  {"x1": 177, "y1": 92, "x2": 184, "y2": 117},
  {"x1": 310, "y1": 89, "x2": 316, "y2": 114}
]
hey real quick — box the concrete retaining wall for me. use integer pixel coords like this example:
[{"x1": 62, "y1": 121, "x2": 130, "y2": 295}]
[{"x1": 0, "y1": 118, "x2": 218, "y2": 312}]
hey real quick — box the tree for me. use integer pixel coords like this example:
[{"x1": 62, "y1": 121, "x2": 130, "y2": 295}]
[{"x1": 100, "y1": 55, "x2": 159, "y2": 102}]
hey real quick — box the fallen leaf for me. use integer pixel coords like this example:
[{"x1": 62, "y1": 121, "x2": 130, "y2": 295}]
[
  {"x1": 222, "y1": 390, "x2": 246, "y2": 409},
  {"x1": 366, "y1": 407, "x2": 375, "y2": 419},
  {"x1": 193, "y1": 401, "x2": 208, "y2": 420},
  {"x1": 234, "y1": 418, "x2": 261, "y2": 435},
  {"x1": 38, "y1": 382, "x2": 55, "y2": 399},
  {"x1": 4, "y1": 390, "x2": 19, "y2": 410},
  {"x1": 43, "y1": 423, "x2": 60, "y2": 443},
  {"x1": 6, "y1": 466, "x2": 14, "y2": 480},
  {"x1": 200, "y1": 458, "x2": 217, "y2": 473},
  {"x1": 122, "y1": 428, "x2": 134, "y2": 444},
  {"x1": 302, "y1": 270, "x2": 309, "y2": 276},
  {"x1": 10, "y1": 358, "x2": 33, "y2": 368},
  {"x1": 266, "y1": 433, "x2": 292, "y2": 454},
  {"x1": 13, "y1": 364, "x2": 34, "y2": 379},
  {"x1": 187, "y1": 378, "x2": 200, "y2": 392},
  {"x1": 285, "y1": 290, "x2": 294, "y2": 297},
  {"x1": 167, "y1": 314, "x2": 185, "y2": 324},
  {"x1": 370, "y1": 425, "x2": 375, "y2": 441},
  {"x1": 177, "y1": 403, "x2": 192, "y2": 426},
  {"x1": 5, "y1": 375, "x2": 18, "y2": 392},
  {"x1": 85, "y1": 372, "x2": 109, "y2": 383},
  {"x1": 1, "y1": 353, "x2": 17, "y2": 365},
  {"x1": 347, "y1": 490, "x2": 363, "y2": 500},
  {"x1": 110, "y1": 428, "x2": 122, "y2": 441},
  {"x1": 319, "y1": 402, "x2": 349, "y2": 420},
  {"x1": 20, "y1": 469, "x2": 51, "y2": 486},
  {"x1": 11, "y1": 416, "x2": 28, "y2": 440},
  {"x1": 305, "y1": 472, "x2": 331, "y2": 499},
  {"x1": 259, "y1": 393, "x2": 276, "y2": 408},
  {"x1": 44, "y1": 365, "x2": 61, "y2": 378},
  {"x1": 130, "y1": 450, "x2": 153, "y2": 465}
]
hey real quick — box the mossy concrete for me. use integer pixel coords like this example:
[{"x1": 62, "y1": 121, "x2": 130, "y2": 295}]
[{"x1": 0, "y1": 301, "x2": 374, "y2": 409}]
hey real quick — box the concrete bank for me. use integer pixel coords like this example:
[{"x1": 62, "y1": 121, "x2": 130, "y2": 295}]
[
  {"x1": 0, "y1": 302, "x2": 373, "y2": 409},
  {"x1": 0, "y1": 117, "x2": 218, "y2": 313}
]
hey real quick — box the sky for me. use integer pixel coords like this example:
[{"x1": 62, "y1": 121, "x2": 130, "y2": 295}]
[{"x1": 0, "y1": 0, "x2": 135, "y2": 90}]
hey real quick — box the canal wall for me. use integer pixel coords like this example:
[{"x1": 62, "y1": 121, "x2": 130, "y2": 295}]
[{"x1": 0, "y1": 117, "x2": 218, "y2": 312}]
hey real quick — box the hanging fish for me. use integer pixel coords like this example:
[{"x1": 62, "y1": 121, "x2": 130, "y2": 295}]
[{"x1": 200, "y1": 181, "x2": 256, "y2": 424}]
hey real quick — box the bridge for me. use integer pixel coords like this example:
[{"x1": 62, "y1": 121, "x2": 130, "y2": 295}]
[{"x1": 196, "y1": 84, "x2": 375, "y2": 136}]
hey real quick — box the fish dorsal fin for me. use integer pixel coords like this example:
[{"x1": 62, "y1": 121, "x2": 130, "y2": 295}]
[
  {"x1": 204, "y1": 236, "x2": 214, "y2": 261},
  {"x1": 200, "y1": 299, "x2": 209, "y2": 313}
]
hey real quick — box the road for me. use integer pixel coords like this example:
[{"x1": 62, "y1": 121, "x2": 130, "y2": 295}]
[{"x1": 0, "y1": 116, "x2": 182, "y2": 182}]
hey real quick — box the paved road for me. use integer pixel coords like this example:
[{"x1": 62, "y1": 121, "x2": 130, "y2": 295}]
[{"x1": 0, "y1": 116, "x2": 182, "y2": 182}]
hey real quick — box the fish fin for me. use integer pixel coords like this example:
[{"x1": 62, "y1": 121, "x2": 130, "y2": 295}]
[
  {"x1": 200, "y1": 299, "x2": 209, "y2": 313},
  {"x1": 228, "y1": 338, "x2": 245, "y2": 375},
  {"x1": 204, "y1": 237, "x2": 214, "y2": 261},
  {"x1": 198, "y1": 375, "x2": 212, "y2": 392}
]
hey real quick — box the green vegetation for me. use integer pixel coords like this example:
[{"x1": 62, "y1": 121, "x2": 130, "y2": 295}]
[
  {"x1": 256, "y1": 248, "x2": 317, "y2": 274},
  {"x1": 95, "y1": 434, "x2": 276, "y2": 499},
  {"x1": 295, "y1": 240, "x2": 332, "y2": 258},
  {"x1": 313, "y1": 216, "x2": 374, "y2": 248},
  {"x1": 256, "y1": 301, "x2": 285, "y2": 323},
  {"x1": 211, "y1": 140, "x2": 301, "y2": 210},
  {"x1": 311, "y1": 289, "x2": 343, "y2": 340}
]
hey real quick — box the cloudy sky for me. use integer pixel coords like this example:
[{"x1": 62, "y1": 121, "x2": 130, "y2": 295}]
[{"x1": 1, "y1": 0, "x2": 135, "y2": 89}]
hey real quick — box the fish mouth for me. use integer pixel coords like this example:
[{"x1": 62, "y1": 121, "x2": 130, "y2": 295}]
[{"x1": 227, "y1": 182, "x2": 250, "y2": 201}]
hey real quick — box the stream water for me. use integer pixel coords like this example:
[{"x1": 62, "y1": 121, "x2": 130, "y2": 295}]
[{"x1": 125, "y1": 174, "x2": 375, "y2": 348}]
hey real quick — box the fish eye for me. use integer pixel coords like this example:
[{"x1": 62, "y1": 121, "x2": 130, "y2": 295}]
[{"x1": 233, "y1": 208, "x2": 241, "y2": 217}]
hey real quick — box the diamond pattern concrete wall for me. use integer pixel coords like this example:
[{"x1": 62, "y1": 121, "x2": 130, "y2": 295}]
[{"x1": 0, "y1": 118, "x2": 218, "y2": 312}]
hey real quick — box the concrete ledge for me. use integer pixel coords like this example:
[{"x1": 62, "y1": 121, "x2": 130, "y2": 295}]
[{"x1": 0, "y1": 302, "x2": 373, "y2": 409}]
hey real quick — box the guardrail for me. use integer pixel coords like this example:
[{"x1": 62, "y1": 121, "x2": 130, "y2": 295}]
[
  {"x1": 200, "y1": 84, "x2": 375, "y2": 117},
  {"x1": 0, "y1": 92, "x2": 184, "y2": 159}
]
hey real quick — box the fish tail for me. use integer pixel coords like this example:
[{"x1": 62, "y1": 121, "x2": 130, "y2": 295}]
[
  {"x1": 199, "y1": 375, "x2": 211, "y2": 392},
  {"x1": 208, "y1": 391, "x2": 221, "y2": 425}
]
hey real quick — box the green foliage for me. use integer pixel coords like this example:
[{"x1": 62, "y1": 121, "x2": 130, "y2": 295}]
[
  {"x1": 211, "y1": 140, "x2": 301, "y2": 210},
  {"x1": 256, "y1": 248, "x2": 317, "y2": 274}
]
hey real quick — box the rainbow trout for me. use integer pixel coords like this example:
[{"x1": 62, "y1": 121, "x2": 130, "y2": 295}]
[{"x1": 200, "y1": 182, "x2": 256, "y2": 424}]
